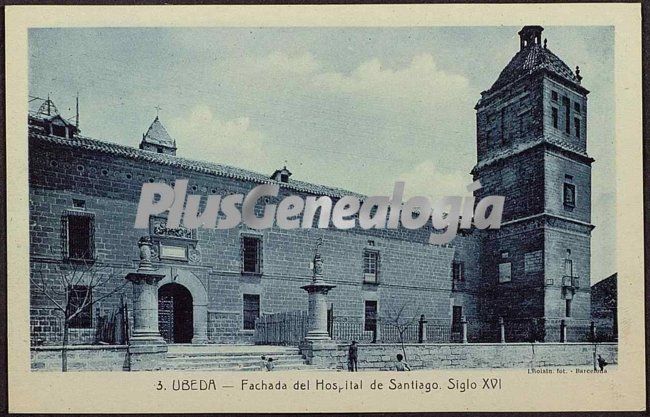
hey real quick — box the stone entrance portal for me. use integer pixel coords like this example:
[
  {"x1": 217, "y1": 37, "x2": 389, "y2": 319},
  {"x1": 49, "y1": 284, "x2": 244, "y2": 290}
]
[
  {"x1": 158, "y1": 283, "x2": 193, "y2": 344},
  {"x1": 157, "y1": 269, "x2": 208, "y2": 344}
]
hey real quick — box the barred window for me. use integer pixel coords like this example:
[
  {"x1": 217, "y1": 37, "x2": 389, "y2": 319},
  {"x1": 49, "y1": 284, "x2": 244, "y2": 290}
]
[
  {"x1": 574, "y1": 117, "x2": 581, "y2": 138},
  {"x1": 552, "y1": 107, "x2": 558, "y2": 129},
  {"x1": 452, "y1": 261, "x2": 465, "y2": 281},
  {"x1": 243, "y1": 294, "x2": 260, "y2": 330},
  {"x1": 452, "y1": 306, "x2": 463, "y2": 332},
  {"x1": 364, "y1": 300, "x2": 377, "y2": 332},
  {"x1": 62, "y1": 211, "x2": 95, "y2": 261},
  {"x1": 67, "y1": 285, "x2": 92, "y2": 329},
  {"x1": 363, "y1": 250, "x2": 379, "y2": 283},
  {"x1": 241, "y1": 235, "x2": 262, "y2": 274}
]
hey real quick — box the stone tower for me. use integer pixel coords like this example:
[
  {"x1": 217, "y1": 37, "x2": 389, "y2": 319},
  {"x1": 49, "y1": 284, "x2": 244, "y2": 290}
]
[{"x1": 473, "y1": 26, "x2": 594, "y2": 341}]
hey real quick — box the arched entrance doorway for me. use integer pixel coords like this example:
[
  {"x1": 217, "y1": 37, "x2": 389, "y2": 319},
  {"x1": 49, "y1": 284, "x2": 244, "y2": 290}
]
[{"x1": 158, "y1": 283, "x2": 194, "y2": 344}]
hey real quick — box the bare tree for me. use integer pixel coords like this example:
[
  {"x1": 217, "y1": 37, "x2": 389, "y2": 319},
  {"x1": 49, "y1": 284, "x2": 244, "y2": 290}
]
[
  {"x1": 30, "y1": 253, "x2": 129, "y2": 371},
  {"x1": 383, "y1": 302, "x2": 421, "y2": 362}
]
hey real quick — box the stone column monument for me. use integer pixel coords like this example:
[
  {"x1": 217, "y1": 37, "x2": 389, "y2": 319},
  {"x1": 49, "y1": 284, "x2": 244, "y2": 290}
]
[
  {"x1": 125, "y1": 236, "x2": 167, "y2": 371},
  {"x1": 300, "y1": 238, "x2": 338, "y2": 367}
]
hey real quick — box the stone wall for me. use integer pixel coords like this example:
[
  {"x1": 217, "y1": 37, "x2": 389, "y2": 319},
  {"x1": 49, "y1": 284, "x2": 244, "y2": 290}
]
[
  {"x1": 307, "y1": 342, "x2": 617, "y2": 371},
  {"x1": 31, "y1": 345, "x2": 129, "y2": 371},
  {"x1": 29, "y1": 136, "x2": 470, "y2": 345}
]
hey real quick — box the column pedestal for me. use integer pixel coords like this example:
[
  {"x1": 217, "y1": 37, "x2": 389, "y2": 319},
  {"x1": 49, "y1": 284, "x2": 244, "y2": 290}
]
[
  {"x1": 126, "y1": 240, "x2": 168, "y2": 371},
  {"x1": 302, "y1": 281, "x2": 336, "y2": 341},
  {"x1": 300, "y1": 239, "x2": 338, "y2": 366}
]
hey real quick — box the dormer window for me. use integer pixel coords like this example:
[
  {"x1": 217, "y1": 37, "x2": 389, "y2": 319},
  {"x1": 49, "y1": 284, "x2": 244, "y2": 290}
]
[
  {"x1": 271, "y1": 166, "x2": 292, "y2": 183},
  {"x1": 52, "y1": 124, "x2": 66, "y2": 137}
]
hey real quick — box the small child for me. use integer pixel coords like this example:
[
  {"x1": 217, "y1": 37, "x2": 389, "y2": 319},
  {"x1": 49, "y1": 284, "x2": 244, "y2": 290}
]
[
  {"x1": 395, "y1": 353, "x2": 411, "y2": 371},
  {"x1": 260, "y1": 355, "x2": 267, "y2": 371},
  {"x1": 266, "y1": 357, "x2": 275, "y2": 371}
]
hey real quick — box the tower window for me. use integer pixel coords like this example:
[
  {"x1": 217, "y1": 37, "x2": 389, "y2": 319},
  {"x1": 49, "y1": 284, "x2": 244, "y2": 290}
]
[
  {"x1": 498, "y1": 262, "x2": 512, "y2": 283},
  {"x1": 574, "y1": 118, "x2": 581, "y2": 138},
  {"x1": 551, "y1": 91, "x2": 558, "y2": 101},
  {"x1": 574, "y1": 102, "x2": 581, "y2": 113},
  {"x1": 563, "y1": 183, "x2": 576, "y2": 207},
  {"x1": 565, "y1": 299, "x2": 572, "y2": 317},
  {"x1": 552, "y1": 107, "x2": 558, "y2": 129},
  {"x1": 563, "y1": 97, "x2": 571, "y2": 134},
  {"x1": 564, "y1": 257, "x2": 574, "y2": 278},
  {"x1": 157, "y1": 147, "x2": 163, "y2": 153},
  {"x1": 452, "y1": 261, "x2": 465, "y2": 282}
]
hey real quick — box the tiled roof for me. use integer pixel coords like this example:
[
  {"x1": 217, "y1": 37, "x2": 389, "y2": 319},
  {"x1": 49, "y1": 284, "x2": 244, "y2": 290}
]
[
  {"x1": 29, "y1": 127, "x2": 363, "y2": 199},
  {"x1": 142, "y1": 117, "x2": 176, "y2": 148},
  {"x1": 488, "y1": 44, "x2": 582, "y2": 93}
]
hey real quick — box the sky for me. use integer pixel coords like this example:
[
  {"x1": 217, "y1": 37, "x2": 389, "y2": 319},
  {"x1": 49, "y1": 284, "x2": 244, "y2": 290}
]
[{"x1": 29, "y1": 26, "x2": 615, "y2": 283}]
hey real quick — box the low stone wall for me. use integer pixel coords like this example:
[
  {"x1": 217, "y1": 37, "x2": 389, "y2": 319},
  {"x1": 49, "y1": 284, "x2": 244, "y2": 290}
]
[
  {"x1": 31, "y1": 345, "x2": 129, "y2": 371},
  {"x1": 306, "y1": 342, "x2": 618, "y2": 371}
]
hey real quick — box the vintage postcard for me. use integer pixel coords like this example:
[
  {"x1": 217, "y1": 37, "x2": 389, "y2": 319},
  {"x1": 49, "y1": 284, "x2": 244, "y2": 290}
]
[{"x1": 5, "y1": 3, "x2": 645, "y2": 413}]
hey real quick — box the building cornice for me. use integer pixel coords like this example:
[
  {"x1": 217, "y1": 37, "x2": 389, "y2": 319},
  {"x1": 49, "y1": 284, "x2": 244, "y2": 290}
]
[{"x1": 471, "y1": 138, "x2": 594, "y2": 174}]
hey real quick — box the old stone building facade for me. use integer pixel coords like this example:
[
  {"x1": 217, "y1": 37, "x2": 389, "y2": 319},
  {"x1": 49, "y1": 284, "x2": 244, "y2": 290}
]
[{"x1": 29, "y1": 26, "x2": 595, "y2": 346}]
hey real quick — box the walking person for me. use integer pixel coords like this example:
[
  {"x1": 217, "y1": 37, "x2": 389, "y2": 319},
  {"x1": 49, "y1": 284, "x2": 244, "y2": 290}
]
[
  {"x1": 260, "y1": 355, "x2": 267, "y2": 371},
  {"x1": 597, "y1": 354, "x2": 608, "y2": 371},
  {"x1": 348, "y1": 341, "x2": 358, "y2": 372},
  {"x1": 395, "y1": 353, "x2": 411, "y2": 371}
]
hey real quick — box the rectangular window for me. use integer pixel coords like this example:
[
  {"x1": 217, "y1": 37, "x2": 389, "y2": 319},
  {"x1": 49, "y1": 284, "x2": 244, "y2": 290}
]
[
  {"x1": 72, "y1": 199, "x2": 85, "y2": 209},
  {"x1": 565, "y1": 299, "x2": 572, "y2": 318},
  {"x1": 363, "y1": 250, "x2": 379, "y2": 283},
  {"x1": 452, "y1": 261, "x2": 464, "y2": 282},
  {"x1": 563, "y1": 97, "x2": 571, "y2": 134},
  {"x1": 564, "y1": 258, "x2": 573, "y2": 277},
  {"x1": 63, "y1": 212, "x2": 95, "y2": 261},
  {"x1": 563, "y1": 183, "x2": 576, "y2": 207},
  {"x1": 552, "y1": 107, "x2": 558, "y2": 129},
  {"x1": 574, "y1": 102, "x2": 581, "y2": 112},
  {"x1": 241, "y1": 235, "x2": 262, "y2": 274},
  {"x1": 574, "y1": 117, "x2": 581, "y2": 138},
  {"x1": 364, "y1": 300, "x2": 377, "y2": 332},
  {"x1": 242, "y1": 294, "x2": 260, "y2": 330},
  {"x1": 498, "y1": 262, "x2": 512, "y2": 283},
  {"x1": 551, "y1": 91, "x2": 558, "y2": 101},
  {"x1": 67, "y1": 285, "x2": 92, "y2": 328},
  {"x1": 452, "y1": 306, "x2": 463, "y2": 332}
]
